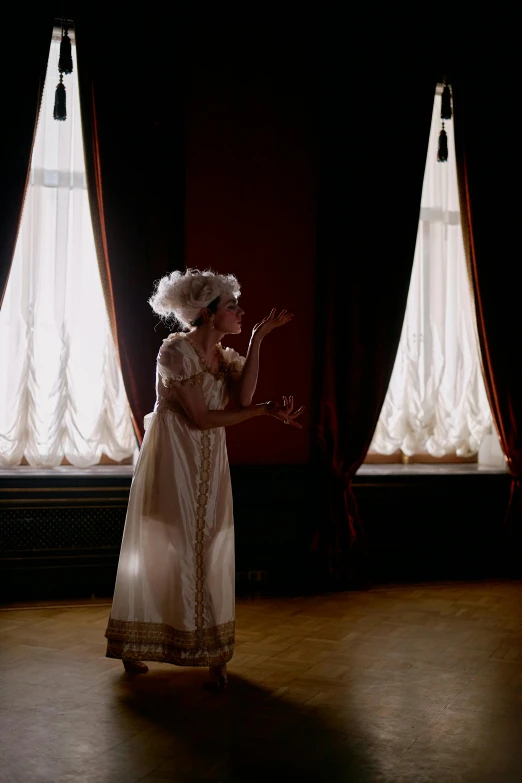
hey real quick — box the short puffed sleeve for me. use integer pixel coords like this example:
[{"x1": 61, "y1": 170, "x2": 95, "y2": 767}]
[
  {"x1": 221, "y1": 346, "x2": 246, "y2": 378},
  {"x1": 157, "y1": 336, "x2": 203, "y2": 388}
]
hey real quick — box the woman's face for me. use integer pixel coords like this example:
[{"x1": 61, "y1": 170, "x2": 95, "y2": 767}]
[{"x1": 213, "y1": 297, "x2": 244, "y2": 334}]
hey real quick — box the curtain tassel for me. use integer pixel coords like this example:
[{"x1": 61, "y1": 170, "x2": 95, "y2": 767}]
[
  {"x1": 54, "y1": 21, "x2": 72, "y2": 121},
  {"x1": 441, "y1": 83, "x2": 452, "y2": 120},
  {"x1": 58, "y1": 30, "x2": 73, "y2": 75},
  {"x1": 437, "y1": 122, "x2": 448, "y2": 162},
  {"x1": 54, "y1": 74, "x2": 67, "y2": 121}
]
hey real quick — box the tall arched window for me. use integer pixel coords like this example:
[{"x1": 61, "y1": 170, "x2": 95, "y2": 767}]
[
  {"x1": 0, "y1": 26, "x2": 136, "y2": 467},
  {"x1": 369, "y1": 87, "x2": 492, "y2": 462}
]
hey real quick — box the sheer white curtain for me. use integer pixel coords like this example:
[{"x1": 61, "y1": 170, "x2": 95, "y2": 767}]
[
  {"x1": 0, "y1": 29, "x2": 136, "y2": 467},
  {"x1": 370, "y1": 91, "x2": 491, "y2": 458}
]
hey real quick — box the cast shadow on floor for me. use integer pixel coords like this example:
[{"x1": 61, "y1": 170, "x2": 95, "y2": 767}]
[{"x1": 114, "y1": 666, "x2": 382, "y2": 783}]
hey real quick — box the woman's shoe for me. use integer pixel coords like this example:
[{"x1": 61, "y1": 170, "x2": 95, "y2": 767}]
[
  {"x1": 122, "y1": 659, "x2": 149, "y2": 675},
  {"x1": 203, "y1": 663, "x2": 228, "y2": 692}
]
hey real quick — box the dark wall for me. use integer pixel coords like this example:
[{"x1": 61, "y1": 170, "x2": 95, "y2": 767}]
[
  {"x1": 184, "y1": 20, "x2": 318, "y2": 464},
  {"x1": 0, "y1": 469, "x2": 513, "y2": 602}
]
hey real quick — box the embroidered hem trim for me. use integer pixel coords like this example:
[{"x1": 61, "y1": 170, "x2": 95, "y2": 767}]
[{"x1": 105, "y1": 618, "x2": 234, "y2": 667}]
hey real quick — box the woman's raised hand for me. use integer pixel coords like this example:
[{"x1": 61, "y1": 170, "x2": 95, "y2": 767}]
[
  {"x1": 251, "y1": 308, "x2": 294, "y2": 342},
  {"x1": 267, "y1": 396, "x2": 305, "y2": 429}
]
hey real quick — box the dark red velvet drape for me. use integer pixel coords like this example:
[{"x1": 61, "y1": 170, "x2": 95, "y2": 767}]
[
  {"x1": 454, "y1": 66, "x2": 522, "y2": 545},
  {"x1": 75, "y1": 15, "x2": 185, "y2": 441},
  {"x1": 0, "y1": 12, "x2": 54, "y2": 306},
  {"x1": 312, "y1": 54, "x2": 436, "y2": 589}
]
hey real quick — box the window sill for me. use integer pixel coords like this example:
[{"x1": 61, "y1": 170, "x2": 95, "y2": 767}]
[
  {"x1": 364, "y1": 450, "x2": 478, "y2": 465},
  {"x1": 0, "y1": 464, "x2": 135, "y2": 479},
  {"x1": 356, "y1": 462, "x2": 508, "y2": 476}
]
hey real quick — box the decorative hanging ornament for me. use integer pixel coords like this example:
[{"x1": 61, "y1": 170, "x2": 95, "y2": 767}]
[
  {"x1": 437, "y1": 78, "x2": 452, "y2": 163},
  {"x1": 58, "y1": 28, "x2": 73, "y2": 75},
  {"x1": 441, "y1": 83, "x2": 452, "y2": 120},
  {"x1": 437, "y1": 122, "x2": 448, "y2": 162},
  {"x1": 54, "y1": 21, "x2": 72, "y2": 121},
  {"x1": 54, "y1": 73, "x2": 67, "y2": 120}
]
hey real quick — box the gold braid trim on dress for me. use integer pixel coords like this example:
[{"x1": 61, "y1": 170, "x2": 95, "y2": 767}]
[
  {"x1": 161, "y1": 371, "x2": 204, "y2": 388},
  {"x1": 105, "y1": 618, "x2": 234, "y2": 667},
  {"x1": 186, "y1": 338, "x2": 241, "y2": 383},
  {"x1": 195, "y1": 429, "x2": 212, "y2": 635},
  {"x1": 227, "y1": 359, "x2": 244, "y2": 376},
  {"x1": 162, "y1": 333, "x2": 243, "y2": 385}
]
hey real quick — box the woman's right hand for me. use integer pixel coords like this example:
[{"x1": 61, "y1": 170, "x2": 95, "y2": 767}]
[
  {"x1": 266, "y1": 396, "x2": 305, "y2": 429},
  {"x1": 251, "y1": 308, "x2": 294, "y2": 344}
]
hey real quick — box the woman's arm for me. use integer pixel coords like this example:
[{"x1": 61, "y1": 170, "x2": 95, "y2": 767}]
[
  {"x1": 173, "y1": 384, "x2": 304, "y2": 431},
  {"x1": 232, "y1": 336, "x2": 261, "y2": 407},
  {"x1": 232, "y1": 308, "x2": 294, "y2": 407},
  {"x1": 175, "y1": 382, "x2": 268, "y2": 430}
]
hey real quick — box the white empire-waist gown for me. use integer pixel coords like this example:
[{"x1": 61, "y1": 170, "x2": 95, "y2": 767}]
[{"x1": 105, "y1": 332, "x2": 245, "y2": 667}]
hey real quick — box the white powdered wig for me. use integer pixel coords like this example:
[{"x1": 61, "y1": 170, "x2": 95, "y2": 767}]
[{"x1": 149, "y1": 268, "x2": 241, "y2": 329}]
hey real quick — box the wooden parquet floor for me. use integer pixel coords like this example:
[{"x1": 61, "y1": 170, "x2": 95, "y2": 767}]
[{"x1": 1, "y1": 582, "x2": 522, "y2": 783}]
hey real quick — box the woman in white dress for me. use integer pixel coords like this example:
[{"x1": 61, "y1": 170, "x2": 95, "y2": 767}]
[{"x1": 105, "y1": 269, "x2": 304, "y2": 690}]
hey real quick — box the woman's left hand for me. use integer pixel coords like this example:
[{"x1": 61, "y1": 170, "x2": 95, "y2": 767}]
[
  {"x1": 251, "y1": 308, "x2": 293, "y2": 342},
  {"x1": 267, "y1": 396, "x2": 305, "y2": 429}
]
